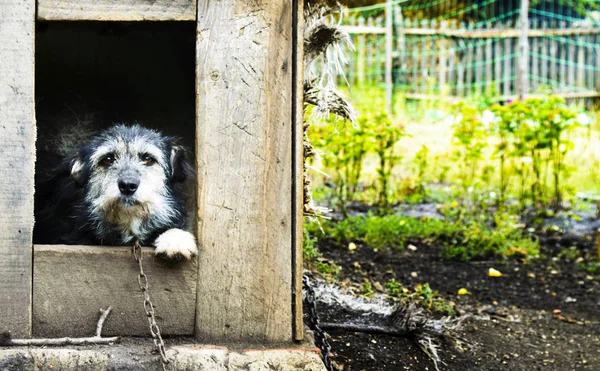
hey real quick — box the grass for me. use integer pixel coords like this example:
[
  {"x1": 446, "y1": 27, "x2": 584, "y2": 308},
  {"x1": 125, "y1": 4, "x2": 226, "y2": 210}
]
[{"x1": 307, "y1": 212, "x2": 540, "y2": 261}]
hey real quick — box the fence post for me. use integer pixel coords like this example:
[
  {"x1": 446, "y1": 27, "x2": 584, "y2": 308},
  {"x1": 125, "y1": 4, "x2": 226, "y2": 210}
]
[
  {"x1": 439, "y1": 20, "x2": 447, "y2": 95},
  {"x1": 357, "y1": 17, "x2": 366, "y2": 86},
  {"x1": 517, "y1": 0, "x2": 529, "y2": 100},
  {"x1": 385, "y1": 0, "x2": 393, "y2": 117}
]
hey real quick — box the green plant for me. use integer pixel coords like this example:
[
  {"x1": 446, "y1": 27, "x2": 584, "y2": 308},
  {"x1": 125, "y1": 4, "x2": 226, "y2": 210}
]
[
  {"x1": 413, "y1": 144, "x2": 430, "y2": 200},
  {"x1": 384, "y1": 279, "x2": 406, "y2": 297},
  {"x1": 372, "y1": 112, "x2": 408, "y2": 209},
  {"x1": 361, "y1": 280, "x2": 374, "y2": 298},
  {"x1": 303, "y1": 229, "x2": 321, "y2": 262}
]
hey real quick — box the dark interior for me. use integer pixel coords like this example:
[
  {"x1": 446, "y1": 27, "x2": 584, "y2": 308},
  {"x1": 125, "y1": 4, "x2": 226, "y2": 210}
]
[
  {"x1": 35, "y1": 21, "x2": 197, "y2": 154},
  {"x1": 34, "y1": 21, "x2": 197, "y2": 243}
]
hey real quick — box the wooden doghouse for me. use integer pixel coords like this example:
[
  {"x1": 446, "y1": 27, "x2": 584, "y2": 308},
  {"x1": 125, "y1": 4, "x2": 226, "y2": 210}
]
[{"x1": 0, "y1": 0, "x2": 304, "y2": 345}]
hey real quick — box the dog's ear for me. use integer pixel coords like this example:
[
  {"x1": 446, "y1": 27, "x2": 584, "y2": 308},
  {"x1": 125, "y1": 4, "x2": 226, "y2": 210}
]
[
  {"x1": 70, "y1": 147, "x2": 90, "y2": 186},
  {"x1": 169, "y1": 142, "x2": 191, "y2": 183}
]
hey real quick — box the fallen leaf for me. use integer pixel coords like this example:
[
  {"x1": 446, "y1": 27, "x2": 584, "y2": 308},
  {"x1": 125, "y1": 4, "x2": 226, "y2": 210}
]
[
  {"x1": 348, "y1": 242, "x2": 357, "y2": 251},
  {"x1": 488, "y1": 268, "x2": 503, "y2": 277},
  {"x1": 458, "y1": 288, "x2": 469, "y2": 295}
]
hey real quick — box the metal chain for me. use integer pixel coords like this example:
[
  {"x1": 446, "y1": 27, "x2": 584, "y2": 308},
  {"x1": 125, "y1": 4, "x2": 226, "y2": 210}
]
[
  {"x1": 132, "y1": 240, "x2": 171, "y2": 371},
  {"x1": 303, "y1": 275, "x2": 336, "y2": 371}
]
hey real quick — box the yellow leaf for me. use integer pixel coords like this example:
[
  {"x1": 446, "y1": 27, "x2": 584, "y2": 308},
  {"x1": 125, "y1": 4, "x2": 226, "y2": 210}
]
[
  {"x1": 458, "y1": 288, "x2": 469, "y2": 295},
  {"x1": 348, "y1": 242, "x2": 357, "y2": 251},
  {"x1": 488, "y1": 268, "x2": 503, "y2": 277}
]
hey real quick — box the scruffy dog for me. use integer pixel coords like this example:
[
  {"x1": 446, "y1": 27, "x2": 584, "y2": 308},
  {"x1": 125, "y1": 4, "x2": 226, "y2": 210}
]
[{"x1": 34, "y1": 124, "x2": 197, "y2": 260}]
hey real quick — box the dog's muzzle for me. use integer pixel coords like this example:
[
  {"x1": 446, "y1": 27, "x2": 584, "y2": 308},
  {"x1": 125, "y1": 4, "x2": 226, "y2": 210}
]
[{"x1": 118, "y1": 177, "x2": 140, "y2": 196}]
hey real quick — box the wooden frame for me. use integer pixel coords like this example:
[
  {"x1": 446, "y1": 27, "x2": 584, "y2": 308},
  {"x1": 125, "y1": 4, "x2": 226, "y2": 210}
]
[{"x1": 0, "y1": 0, "x2": 303, "y2": 344}]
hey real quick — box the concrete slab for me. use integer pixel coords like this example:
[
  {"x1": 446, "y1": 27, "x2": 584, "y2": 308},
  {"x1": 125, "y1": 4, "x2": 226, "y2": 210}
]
[{"x1": 0, "y1": 341, "x2": 326, "y2": 371}]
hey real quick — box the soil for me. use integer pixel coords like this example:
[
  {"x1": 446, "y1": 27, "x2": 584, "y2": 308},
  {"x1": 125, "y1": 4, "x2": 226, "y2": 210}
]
[{"x1": 307, "y1": 213, "x2": 600, "y2": 371}]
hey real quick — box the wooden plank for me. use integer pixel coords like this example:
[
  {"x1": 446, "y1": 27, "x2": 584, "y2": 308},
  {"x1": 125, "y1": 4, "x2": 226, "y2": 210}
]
[
  {"x1": 37, "y1": 0, "x2": 196, "y2": 21},
  {"x1": 503, "y1": 28, "x2": 512, "y2": 98},
  {"x1": 292, "y1": 0, "x2": 304, "y2": 342},
  {"x1": 195, "y1": 0, "x2": 294, "y2": 343},
  {"x1": 341, "y1": 25, "x2": 386, "y2": 34},
  {"x1": 531, "y1": 20, "x2": 539, "y2": 93},
  {"x1": 540, "y1": 21, "x2": 548, "y2": 90},
  {"x1": 577, "y1": 29, "x2": 585, "y2": 88},
  {"x1": 0, "y1": 0, "x2": 35, "y2": 338},
  {"x1": 475, "y1": 22, "x2": 483, "y2": 95},
  {"x1": 551, "y1": 22, "x2": 559, "y2": 90},
  {"x1": 385, "y1": 0, "x2": 393, "y2": 116},
  {"x1": 404, "y1": 90, "x2": 599, "y2": 102},
  {"x1": 357, "y1": 17, "x2": 366, "y2": 85},
  {"x1": 33, "y1": 245, "x2": 197, "y2": 337},
  {"x1": 345, "y1": 27, "x2": 600, "y2": 38},
  {"x1": 420, "y1": 19, "x2": 429, "y2": 93},
  {"x1": 485, "y1": 23, "x2": 493, "y2": 95},
  {"x1": 465, "y1": 22, "x2": 474, "y2": 96},
  {"x1": 394, "y1": 6, "x2": 405, "y2": 89},
  {"x1": 411, "y1": 20, "x2": 419, "y2": 93},
  {"x1": 517, "y1": 0, "x2": 529, "y2": 100},
  {"x1": 447, "y1": 20, "x2": 456, "y2": 96},
  {"x1": 376, "y1": 16, "x2": 384, "y2": 83},
  {"x1": 495, "y1": 22, "x2": 502, "y2": 95},
  {"x1": 367, "y1": 17, "x2": 375, "y2": 84},
  {"x1": 439, "y1": 21, "x2": 447, "y2": 91}
]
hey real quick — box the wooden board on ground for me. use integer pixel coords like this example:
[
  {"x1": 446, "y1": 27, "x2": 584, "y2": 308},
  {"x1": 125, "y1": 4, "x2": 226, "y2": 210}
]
[
  {"x1": 195, "y1": 0, "x2": 294, "y2": 343},
  {"x1": 0, "y1": 0, "x2": 35, "y2": 338},
  {"x1": 37, "y1": 0, "x2": 196, "y2": 21},
  {"x1": 33, "y1": 245, "x2": 197, "y2": 337}
]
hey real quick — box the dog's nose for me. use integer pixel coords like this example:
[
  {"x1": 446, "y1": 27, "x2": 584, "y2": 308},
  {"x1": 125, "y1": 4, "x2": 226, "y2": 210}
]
[{"x1": 118, "y1": 179, "x2": 139, "y2": 195}]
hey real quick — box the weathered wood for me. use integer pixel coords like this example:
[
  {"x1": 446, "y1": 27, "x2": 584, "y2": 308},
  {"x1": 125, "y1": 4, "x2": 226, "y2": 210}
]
[
  {"x1": 503, "y1": 29, "x2": 512, "y2": 97},
  {"x1": 394, "y1": 6, "x2": 406, "y2": 90},
  {"x1": 367, "y1": 17, "x2": 375, "y2": 85},
  {"x1": 475, "y1": 22, "x2": 483, "y2": 95},
  {"x1": 33, "y1": 245, "x2": 197, "y2": 337},
  {"x1": 485, "y1": 23, "x2": 492, "y2": 95},
  {"x1": 447, "y1": 21, "x2": 456, "y2": 96},
  {"x1": 385, "y1": 0, "x2": 393, "y2": 116},
  {"x1": 517, "y1": 0, "x2": 529, "y2": 100},
  {"x1": 411, "y1": 20, "x2": 418, "y2": 93},
  {"x1": 465, "y1": 22, "x2": 474, "y2": 96},
  {"x1": 37, "y1": 0, "x2": 196, "y2": 21},
  {"x1": 344, "y1": 25, "x2": 600, "y2": 37},
  {"x1": 531, "y1": 20, "x2": 539, "y2": 93},
  {"x1": 0, "y1": 0, "x2": 35, "y2": 338},
  {"x1": 293, "y1": 0, "x2": 305, "y2": 342},
  {"x1": 540, "y1": 21, "x2": 548, "y2": 91},
  {"x1": 195, "y1": 0, "x2": 294, "y2": 343},
  {"x1": 495, "y1": 22, "x2": 502, "y2": 95},
  {"x1": 420, "y1": 20, "x2": 429, "y2": 93}
]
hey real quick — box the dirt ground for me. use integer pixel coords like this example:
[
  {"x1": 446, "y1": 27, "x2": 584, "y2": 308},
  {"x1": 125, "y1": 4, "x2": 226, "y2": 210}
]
[{"x1": 308, "y1": 214, "x2": 600, "y2": 371}]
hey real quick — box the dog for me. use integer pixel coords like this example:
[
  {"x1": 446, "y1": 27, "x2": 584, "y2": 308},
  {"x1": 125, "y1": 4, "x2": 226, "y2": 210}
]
[{"x1": 34, "y1": 124, "x2": 198, "y2": 261}]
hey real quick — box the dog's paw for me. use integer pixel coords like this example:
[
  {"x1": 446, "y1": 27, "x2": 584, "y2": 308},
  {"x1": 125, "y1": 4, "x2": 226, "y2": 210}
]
[{"x1": 154, "y1": 228, "x2": 197, "y2": 261}]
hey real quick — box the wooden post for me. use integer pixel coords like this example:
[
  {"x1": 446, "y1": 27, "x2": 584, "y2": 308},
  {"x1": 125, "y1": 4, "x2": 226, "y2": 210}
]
[
  {"x1": 494, "y1": 22, "x2": 502, "y2": 96},
  {"x1": 195, "y1": 0, "x2": 295, "y2": 343},
  {"x1": 385, "y1": 0, "x2": 393, "y2": 117},
  {"x1": 292, "y1": 0, "x2": 305, "y2": 342},
  {"x1": 439, "y1": 21, "x2": 447, "y2": 94},
  {"x1": 395, "y1": 6, "x2": 405, "y2": 90},
  {"x1": 357, "y1": 17, "x2": 366, "y2": 86},
  {"x1": 0, "y1": 0, "x2": 35, "y2": 338},
  {"x1": 517, "y1": 0, "x2": 529, "y2": 100}
]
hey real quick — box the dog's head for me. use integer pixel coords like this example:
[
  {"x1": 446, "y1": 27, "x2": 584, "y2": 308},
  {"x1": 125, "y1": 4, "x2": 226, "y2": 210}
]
[{"x1": 70, "y1": 124, "x2": 189, "y2": 238}]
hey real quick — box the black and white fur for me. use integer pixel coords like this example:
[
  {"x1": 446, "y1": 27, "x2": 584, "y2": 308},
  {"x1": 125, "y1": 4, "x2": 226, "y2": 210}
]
[{"x1": 34, "y1": 124, "x2": 197, "y2": 260}]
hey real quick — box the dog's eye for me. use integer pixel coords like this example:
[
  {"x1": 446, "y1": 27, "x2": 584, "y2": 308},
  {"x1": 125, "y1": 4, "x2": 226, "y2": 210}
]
[
  {"x1": 99, "y1": 154, "x2": 115, "y2": 167},
  {"x1": 141, "y1": 154, "x2": 156, "y2": 166}
]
